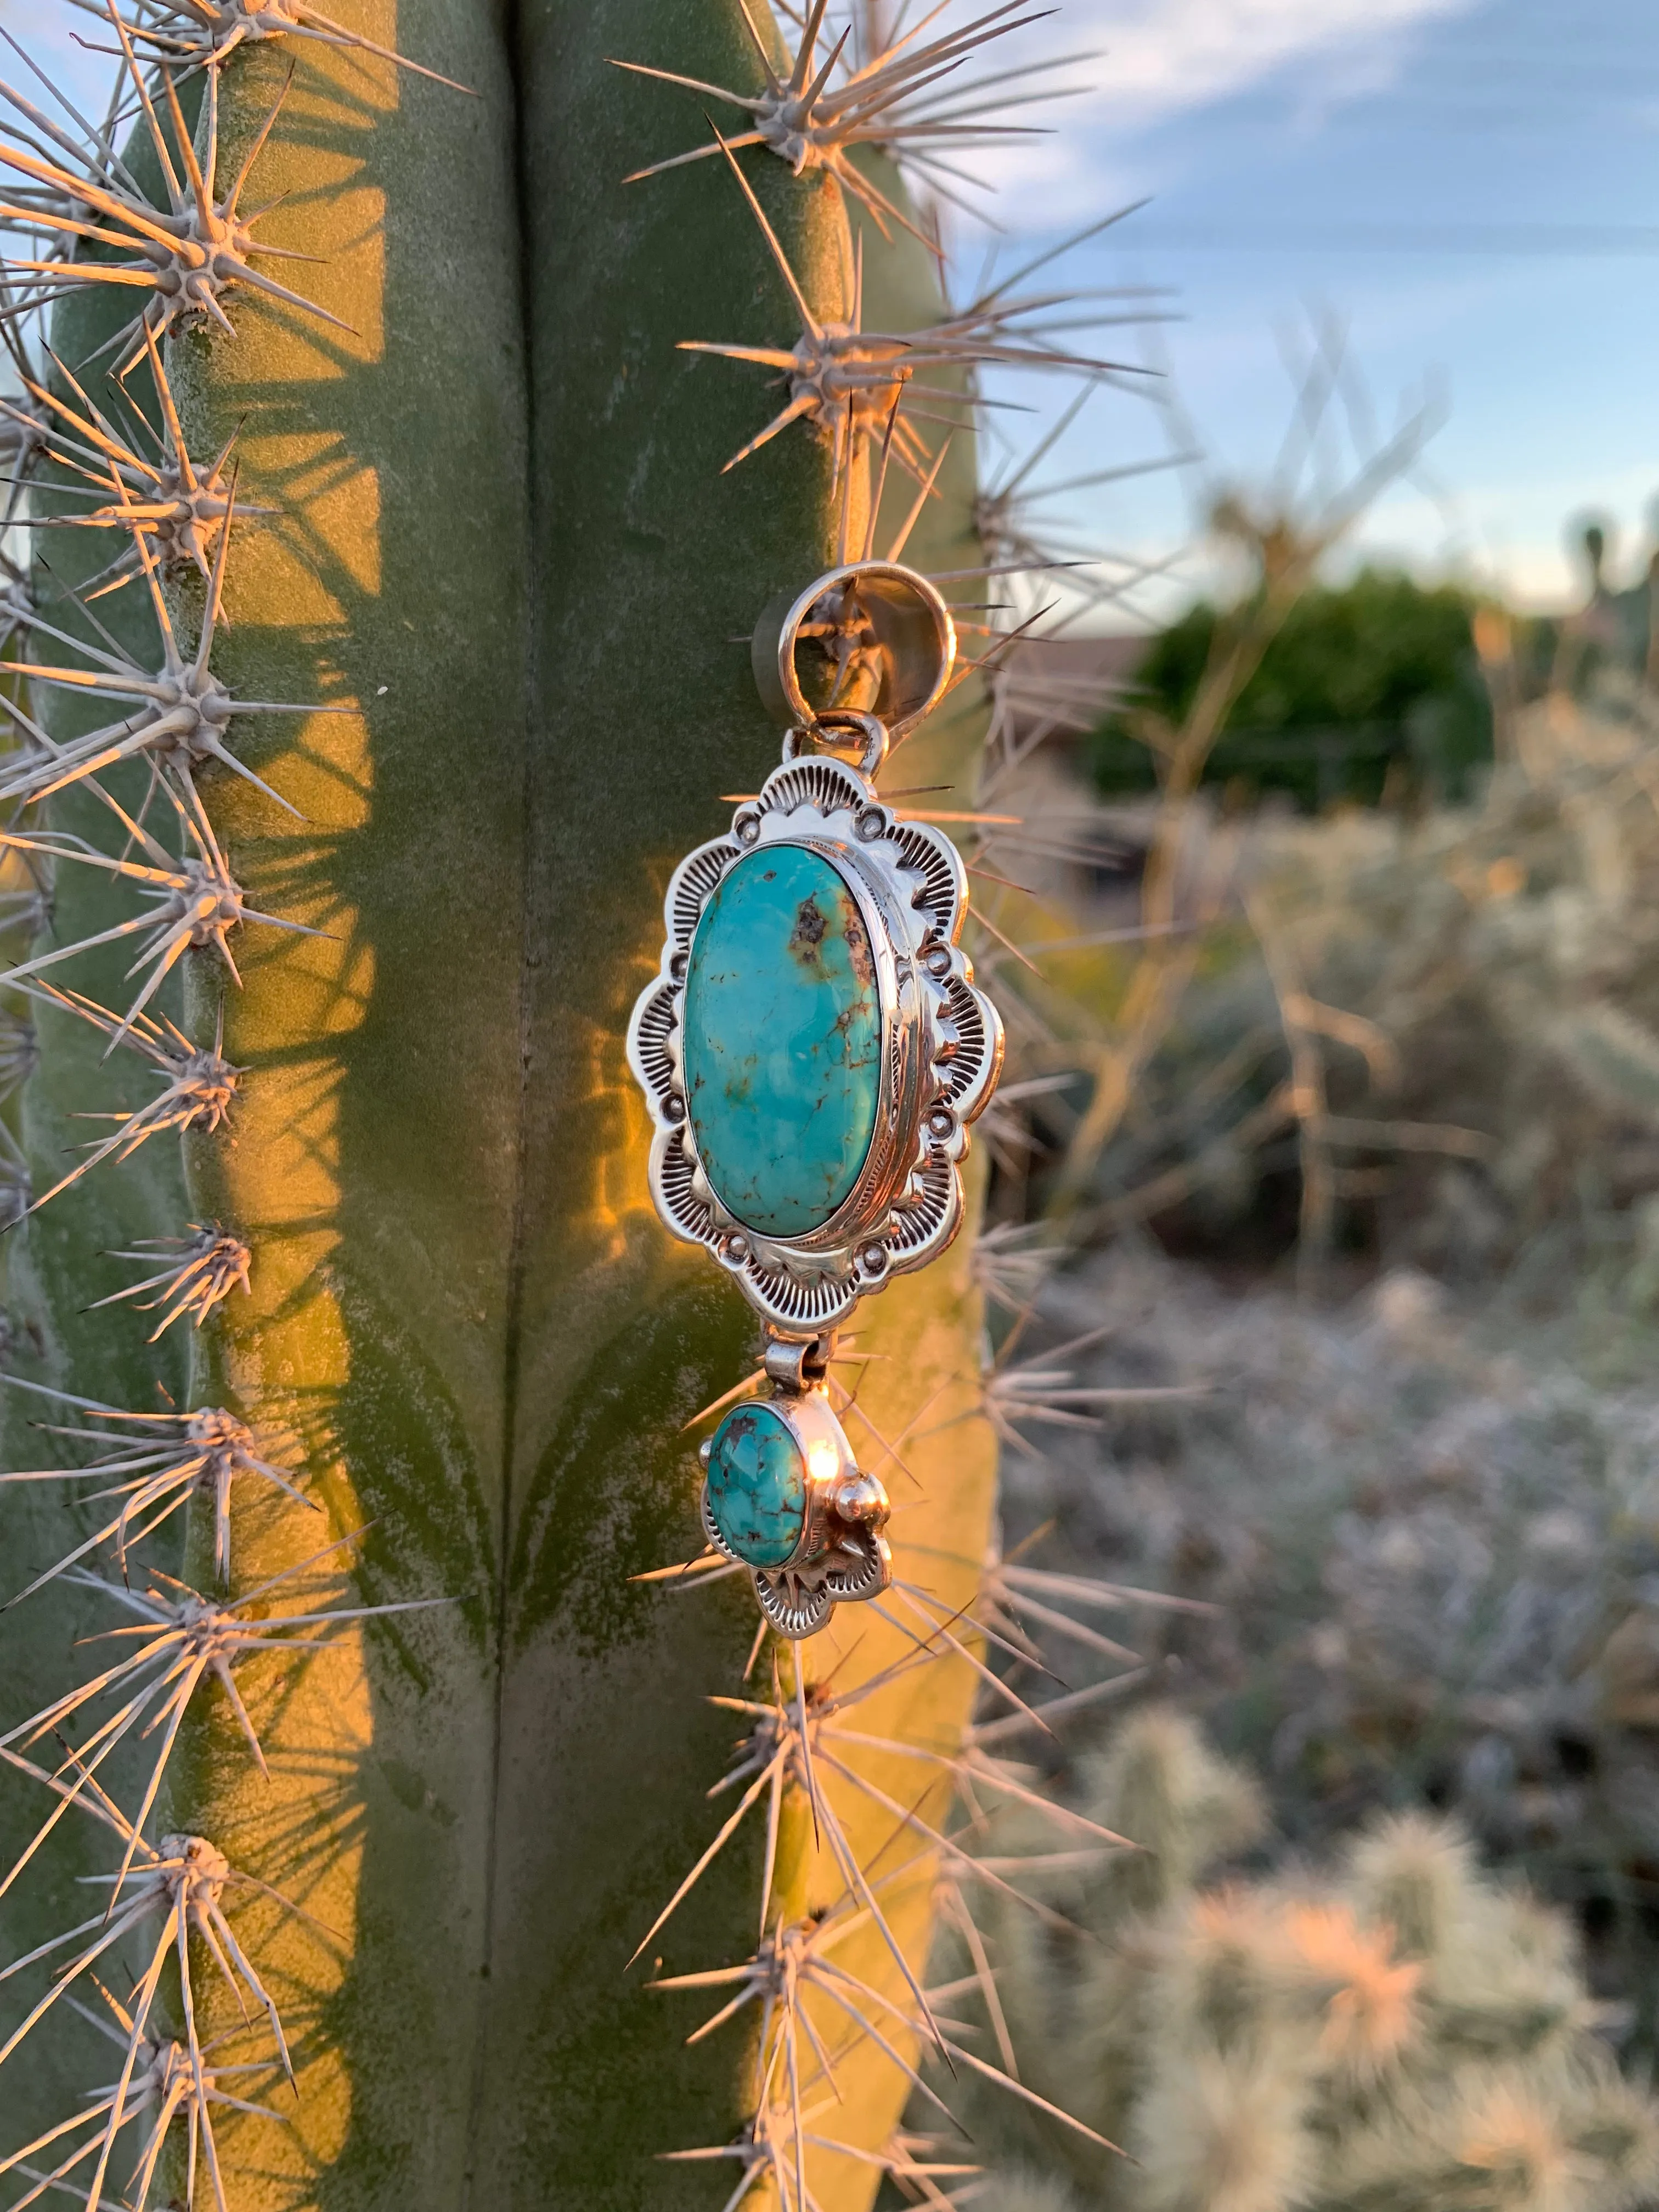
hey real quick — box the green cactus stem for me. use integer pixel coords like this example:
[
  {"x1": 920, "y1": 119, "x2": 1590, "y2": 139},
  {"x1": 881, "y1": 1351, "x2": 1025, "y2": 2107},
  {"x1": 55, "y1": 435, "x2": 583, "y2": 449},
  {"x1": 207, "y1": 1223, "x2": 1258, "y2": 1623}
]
[{"x1": 0, "y1": 2, "x2": 1076, "y2": 2207}]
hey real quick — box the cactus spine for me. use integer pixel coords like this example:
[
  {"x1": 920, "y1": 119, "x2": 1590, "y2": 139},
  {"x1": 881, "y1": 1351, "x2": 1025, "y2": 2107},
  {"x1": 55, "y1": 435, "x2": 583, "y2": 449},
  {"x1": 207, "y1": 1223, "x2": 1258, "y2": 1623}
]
[{"x1": 0, "y1": 2, "x2": 1115, "y2": 2205}]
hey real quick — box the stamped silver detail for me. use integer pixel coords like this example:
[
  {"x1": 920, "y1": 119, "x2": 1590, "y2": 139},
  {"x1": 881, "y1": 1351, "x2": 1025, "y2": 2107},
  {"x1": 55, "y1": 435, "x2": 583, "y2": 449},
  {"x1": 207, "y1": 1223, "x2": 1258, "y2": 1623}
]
[
  {"x1": 627, "y1": 749, "x2": 1004, "y2": 1335},
  {"x1": 698, "y1": 1390, "x2": 892, "y2": 1641}
]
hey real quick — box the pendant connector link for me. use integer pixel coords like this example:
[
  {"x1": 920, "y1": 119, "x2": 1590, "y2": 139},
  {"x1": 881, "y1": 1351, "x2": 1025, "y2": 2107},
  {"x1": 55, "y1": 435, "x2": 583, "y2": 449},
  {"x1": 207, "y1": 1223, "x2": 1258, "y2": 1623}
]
[
  {"x1": 764, "y1": 1330, "x2": 837, "y2": 1396},
  {"x1": 782, "y1": 709, "x2": 889, "y2": 780}
]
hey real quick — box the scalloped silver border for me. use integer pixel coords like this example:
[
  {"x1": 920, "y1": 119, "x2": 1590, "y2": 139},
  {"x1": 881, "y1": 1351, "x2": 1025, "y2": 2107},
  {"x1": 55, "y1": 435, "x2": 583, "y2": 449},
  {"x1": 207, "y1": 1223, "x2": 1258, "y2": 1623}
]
[
  {"x1": 627, "y1": 752, "x2": 1003, "y2": 1335},
  {"x1": 701, "y1": 1485, "x2": 892, "y2": 1640}
]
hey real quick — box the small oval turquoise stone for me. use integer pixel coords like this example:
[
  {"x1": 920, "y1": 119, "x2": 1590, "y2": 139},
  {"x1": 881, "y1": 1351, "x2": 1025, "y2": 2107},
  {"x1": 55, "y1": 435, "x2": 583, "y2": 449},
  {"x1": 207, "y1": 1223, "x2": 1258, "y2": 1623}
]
[
  {"x1": 683, "y1": 844, "x2": 881, "y2": 1237},
  {"x1": 706, "y1": 1402, "x2": 808, "y2": 1567}
]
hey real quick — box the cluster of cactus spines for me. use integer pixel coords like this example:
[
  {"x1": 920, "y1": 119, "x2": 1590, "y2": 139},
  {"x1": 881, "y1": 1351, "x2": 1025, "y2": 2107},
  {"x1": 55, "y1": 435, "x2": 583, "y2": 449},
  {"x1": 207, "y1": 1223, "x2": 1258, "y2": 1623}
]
[
  {"x1": 90, "y1": 1222, "x2": 252, "y2": 1338},
  {"x1": 0, "y1": 20, "x2": 349, "y2": 372},
  {"x1": 7, "y1": 986, "x2": 239, "y2": 1218},
  {"x1": 0, "y1": 1971, "x2": 280, "y2": 2212},
  {"x1": 938, "y1": 1710, "x2": 1659, "y2": 2212},
  {"x1": 0, "y1": 472, "x2": 323, "y2": 825},
  {"x1": 0, "y1": 792, "x2": 308, "y2": 1040},
  {"x1": 978, "y1": 1317, "x2": 1199, "y2": 1455},
  {"x1": 2, "y1": 1381, "x2": 303, "y2": 1595},
  {"x1": 0, "y1": 0, "x2": 1169, "y2": 2205},
  {"x1": 615, "y1": 0, "x2": 1074, "y2": 244},
  {"x1": 970, "y1": 375, "x2": 1194, "y2": 633},
  {"x1": 684, "y1": 135, "x2": 1152, "y2": 487},
  {"x1": 0, "y1": 327, "x2": 253, "y2": 602},
  {"x1": 0, "y1": 42, "x2": 126, "y2": 258},
  {"x1": 91, "y1": 0, "x2": 475, "y2": 86}
]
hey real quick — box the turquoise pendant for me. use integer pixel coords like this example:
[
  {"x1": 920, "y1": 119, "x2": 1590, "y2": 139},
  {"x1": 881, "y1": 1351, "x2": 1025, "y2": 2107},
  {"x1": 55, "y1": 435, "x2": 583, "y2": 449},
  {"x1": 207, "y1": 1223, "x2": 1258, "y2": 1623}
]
[
  {"x1": 629, "y1": 746, "x2": 1001, "y2": 1336},
  {"x1": 628, "y1": 557, "x2": 1003, "y2": 1636},
  {"x1": 682, "y1": 844, "x2": 881, "y2": 1238},
  {"x1": 703, "y1": 1400, "x2": 809, "y2": 1567},
  {"x1": 699, "y1": 1390, "x2": 890, "y2": 1640}
]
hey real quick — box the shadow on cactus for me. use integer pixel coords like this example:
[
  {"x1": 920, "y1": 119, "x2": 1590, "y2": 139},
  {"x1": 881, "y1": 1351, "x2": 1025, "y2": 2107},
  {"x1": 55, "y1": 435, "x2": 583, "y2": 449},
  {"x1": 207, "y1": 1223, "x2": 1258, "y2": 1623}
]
[{"x1": 0, "y1": 2, "x2": 1183, "y2": 2208}]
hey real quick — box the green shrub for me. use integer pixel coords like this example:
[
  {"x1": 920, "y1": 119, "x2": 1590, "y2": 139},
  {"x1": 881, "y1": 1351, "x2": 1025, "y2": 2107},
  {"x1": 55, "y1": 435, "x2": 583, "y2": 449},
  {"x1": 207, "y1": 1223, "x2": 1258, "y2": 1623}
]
[{"x1": 1091, "y1": 571, "x2": 1493, "y2": 811}]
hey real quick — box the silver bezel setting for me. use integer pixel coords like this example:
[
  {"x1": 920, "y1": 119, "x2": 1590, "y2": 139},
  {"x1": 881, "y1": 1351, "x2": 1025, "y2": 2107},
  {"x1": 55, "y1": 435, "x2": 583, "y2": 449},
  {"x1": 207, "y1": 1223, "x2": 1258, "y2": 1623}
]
[
  {"x1": 698, "y1": 1391, "x2": 893, "y2": 1641},
  {"x1": 627, "y1": 749, "x2": 1004, "y2": 1335}
]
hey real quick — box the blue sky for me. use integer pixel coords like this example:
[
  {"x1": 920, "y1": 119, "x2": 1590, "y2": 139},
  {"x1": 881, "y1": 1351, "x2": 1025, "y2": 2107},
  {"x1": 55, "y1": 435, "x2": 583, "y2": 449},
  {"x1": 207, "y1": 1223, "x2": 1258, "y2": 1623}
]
[
  {"x1": 8, "y1": 0, "x2": 1656, "y2": 618},
  {"x1": 950, "y1": 0, "x2": 1659, "y2": 618}
]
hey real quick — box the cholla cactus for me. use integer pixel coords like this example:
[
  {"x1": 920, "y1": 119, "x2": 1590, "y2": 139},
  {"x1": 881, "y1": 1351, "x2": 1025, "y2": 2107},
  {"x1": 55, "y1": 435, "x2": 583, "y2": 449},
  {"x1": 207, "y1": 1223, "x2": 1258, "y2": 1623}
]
[
  {"x1": 944, "y1": 1712, "x2": 1659, "y2": 2212},
  {"x1": 0, "y1": 2, "x2": 1160, "y2": 2208}
]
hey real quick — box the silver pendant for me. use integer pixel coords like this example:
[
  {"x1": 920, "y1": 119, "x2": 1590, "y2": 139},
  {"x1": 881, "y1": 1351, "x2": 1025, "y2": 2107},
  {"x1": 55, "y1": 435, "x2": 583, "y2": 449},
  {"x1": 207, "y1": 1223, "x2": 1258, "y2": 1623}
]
[
  {"x1": 698, "y1": 1380, "x2": 890, "y2": 1641},
  {"x1": 628, "y1": 561, "x2": 1003, "y2": 1636}
]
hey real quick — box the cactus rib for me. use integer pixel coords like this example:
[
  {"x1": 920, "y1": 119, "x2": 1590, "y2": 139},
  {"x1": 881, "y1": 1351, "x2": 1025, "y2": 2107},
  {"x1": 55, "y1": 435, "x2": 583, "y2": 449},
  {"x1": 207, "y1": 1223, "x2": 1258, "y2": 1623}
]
[{"x1": 0, "y1": 1, "x2": 1129, "y2": 2202}]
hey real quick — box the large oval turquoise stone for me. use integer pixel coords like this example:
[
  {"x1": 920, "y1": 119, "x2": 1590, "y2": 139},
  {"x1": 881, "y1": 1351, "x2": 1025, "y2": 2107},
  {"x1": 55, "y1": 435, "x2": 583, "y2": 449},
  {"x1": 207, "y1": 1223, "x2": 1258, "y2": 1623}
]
[
  {"x1": 706, "y1": 1402, "x2": 808, "y2": 1567},
  {"x1": 683, "y1": 843, "x2": 881, "y2": 1237}
]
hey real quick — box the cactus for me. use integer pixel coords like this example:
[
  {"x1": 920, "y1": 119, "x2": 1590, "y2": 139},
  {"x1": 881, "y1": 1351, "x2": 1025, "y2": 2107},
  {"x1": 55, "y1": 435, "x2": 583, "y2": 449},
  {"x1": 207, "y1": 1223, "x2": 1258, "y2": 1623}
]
[
  {"x1": 945, "y1": 1711, "x2": 1659, "y2": 2212},
  {"x1": 0, "y1": 2, "x2": 1147, "y2": 2206}
]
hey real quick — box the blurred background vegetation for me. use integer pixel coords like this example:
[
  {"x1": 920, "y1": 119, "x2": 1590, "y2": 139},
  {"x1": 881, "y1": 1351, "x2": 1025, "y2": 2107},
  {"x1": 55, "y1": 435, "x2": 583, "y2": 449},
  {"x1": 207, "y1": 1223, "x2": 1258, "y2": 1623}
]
[
  {"x1": 1091, "y1": 568, "x2": 1495, "y2": 810},
  {"x1": 881, "y1": 330, "x2": 1659, "y2": 2208}
]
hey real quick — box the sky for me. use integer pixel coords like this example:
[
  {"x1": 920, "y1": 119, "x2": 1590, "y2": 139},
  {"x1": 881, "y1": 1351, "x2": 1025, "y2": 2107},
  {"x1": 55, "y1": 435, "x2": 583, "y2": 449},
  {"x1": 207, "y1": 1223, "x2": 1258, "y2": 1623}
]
[
  {"x1": 7, "y1": 0, "x2": 1656, "y2": 621},
  {"x1": 937, "y1": 0, "x2": 1659, "y2": 620}
]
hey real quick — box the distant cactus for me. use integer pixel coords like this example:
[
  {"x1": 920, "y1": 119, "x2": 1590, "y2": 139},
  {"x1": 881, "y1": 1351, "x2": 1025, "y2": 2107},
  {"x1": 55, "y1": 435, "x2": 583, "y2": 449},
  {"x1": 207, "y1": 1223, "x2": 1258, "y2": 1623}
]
[{"x1": 945, "y1": 1711, "x2": 1659, "y2": 2212}]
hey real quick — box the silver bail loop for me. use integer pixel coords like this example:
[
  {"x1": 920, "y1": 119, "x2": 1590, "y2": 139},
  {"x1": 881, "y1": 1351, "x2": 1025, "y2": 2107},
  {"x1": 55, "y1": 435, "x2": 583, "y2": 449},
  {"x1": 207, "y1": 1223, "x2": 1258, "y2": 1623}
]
[
  {"x1": 782, "y1": 710, "x2": 888, "y2": 780},
  {"x1": 752, "y1": 558, "x2": 956, "y2": 744},
  {"x1": 763, "y1": 1329, "x2": 838, "y2": 1394}
]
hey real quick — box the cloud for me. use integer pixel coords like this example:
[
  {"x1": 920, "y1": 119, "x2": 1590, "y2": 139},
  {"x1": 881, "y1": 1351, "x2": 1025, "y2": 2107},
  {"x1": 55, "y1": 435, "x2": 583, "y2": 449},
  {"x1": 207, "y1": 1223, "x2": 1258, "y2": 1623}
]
[
  {"x1": 1048, "y1": 0, "x2": 1478, "y2": 125},
  {"x1": 944, "y1": 0, "x2": 1482, "y2": 225}
]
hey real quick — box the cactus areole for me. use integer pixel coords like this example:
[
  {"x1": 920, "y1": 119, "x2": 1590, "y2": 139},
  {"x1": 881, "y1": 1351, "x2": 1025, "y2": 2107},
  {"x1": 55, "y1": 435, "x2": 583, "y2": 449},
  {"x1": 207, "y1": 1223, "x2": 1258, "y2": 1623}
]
[{"x1": 0, "y1": 1, "x2": 1034, "y2": 2207}]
